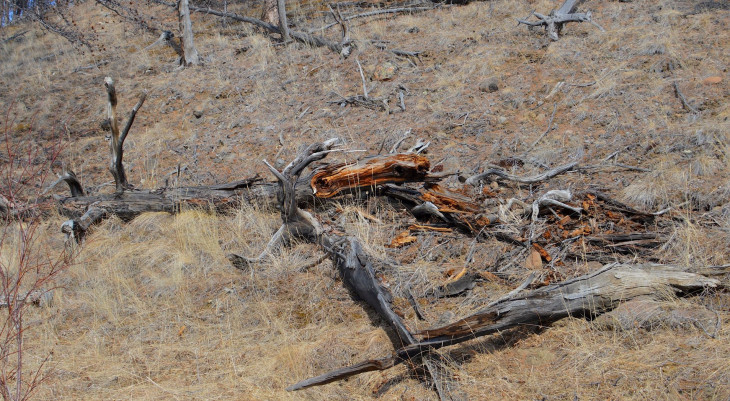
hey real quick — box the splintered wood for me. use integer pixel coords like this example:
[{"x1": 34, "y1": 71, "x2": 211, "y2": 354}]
[{"x1": 310, "y1": 153, "x2": 432, "y2": 197}]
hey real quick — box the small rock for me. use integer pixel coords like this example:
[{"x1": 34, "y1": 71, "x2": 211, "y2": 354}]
[
  {"x1": 703, "y1": 76, "x2": 722, "y2": 84},
  {"x1": 479, "y1": 79, "x2": 499, "y2": 93},
  {"x1": 193, "y1": 109, "x2": 203, "y2": 119},
  {"x1": 372, "y1": 61, "x2": 398, "y2": 81},
  {"x1": 407, "y1": 26, "x2": 420, "y2": 34},
  {"x1": 524, "y1": 249, "x2": 542, "y2": 269},
  {"x1": 498, "y1": 116, "x2": 508, "y2": 124}
]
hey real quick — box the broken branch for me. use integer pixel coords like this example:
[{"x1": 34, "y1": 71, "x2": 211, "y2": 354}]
[{"x1": 465, "y1": 161, "x2": 577, "y2": 186}]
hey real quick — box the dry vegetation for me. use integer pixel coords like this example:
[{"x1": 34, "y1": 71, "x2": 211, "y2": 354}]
[{"x1": 0, "y1": 0, "x2": 729, "y2": 399}]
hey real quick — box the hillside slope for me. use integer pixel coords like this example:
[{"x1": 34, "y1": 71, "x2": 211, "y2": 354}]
[{"x1": 1, "y1": 0, "x2": 729, "y2": 399}]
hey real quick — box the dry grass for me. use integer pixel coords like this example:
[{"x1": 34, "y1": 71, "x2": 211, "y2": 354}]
[{"x1": 2, "y1": 0, "x2": 729, "y2": 399}]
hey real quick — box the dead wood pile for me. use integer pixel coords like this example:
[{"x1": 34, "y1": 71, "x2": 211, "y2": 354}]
[{"x1": 15, "y1": 79, "x2": 723, "y2": 400}]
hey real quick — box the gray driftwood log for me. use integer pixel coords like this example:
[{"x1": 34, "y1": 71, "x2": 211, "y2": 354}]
[
  {"x1": 517, "y1": 0, "x2": 604, "y2": 40},
  {"x1": 286, "y1": 262, "x2": 720, "y2": 391},
  {"x1": 177, "y1": 0, "x2": 200, "y2": 66}
]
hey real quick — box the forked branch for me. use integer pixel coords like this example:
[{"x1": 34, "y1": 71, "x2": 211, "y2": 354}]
[
  {"x1": 104, "y1": 77, "x2": 147, "y2": 193},
  {"x1": 517, "y1": 0, "x2": 604, "y2": 40}
]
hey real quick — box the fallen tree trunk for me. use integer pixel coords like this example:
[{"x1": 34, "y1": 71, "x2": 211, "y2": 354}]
[
  {"x1": 286, "y1": 262, "x2": 720, "y2": 391},
  {"x1": 56, "y1": 176, "x2": 327, "y2": 240},
  {"x1": 320, "y1": 235, "x2": 416, "y2": 346},
  {"x1": 237, "y1": 139, "x2": 463, "y2": 399},
  {"x1": 310, "y1": 153, "x2": 435, "y2": 198}
]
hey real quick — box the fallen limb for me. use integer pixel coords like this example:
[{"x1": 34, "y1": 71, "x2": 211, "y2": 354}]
[
  {"x1": 465, "y1": 161, "x2": 577, "y2": 186},
  {"x1": 58, "y1": 177, "x2": 277, "y2": 239},
  {"x1": 517, "y1": 0, "x2": 604, "y2": 41},
  {"x1": 286, "y1": 262, "x2": 720, "y2": 390},
  {"x1": 673, "y1": 81, "x2": 699, "y2": 114}
]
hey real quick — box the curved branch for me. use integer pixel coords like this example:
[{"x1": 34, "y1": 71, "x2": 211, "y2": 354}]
[{"x1": 465, "y1": 161, "x2": 577, "y2": 186}]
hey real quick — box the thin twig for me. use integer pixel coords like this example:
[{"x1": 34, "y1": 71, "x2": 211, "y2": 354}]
[
  {"x1": 355, "y1": 57, "x2": 369, "y2": 99},
  {"x1": 673, "y1": 81, "x2": 698, "y2": 114}
]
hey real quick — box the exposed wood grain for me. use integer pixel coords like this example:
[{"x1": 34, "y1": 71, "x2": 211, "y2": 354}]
[
  {"x1": 311, "y1": 154, "x2": 433, "y2": 198},
  {"x1": 286, "y1": 263, "x2": 720, "y2": 391}
]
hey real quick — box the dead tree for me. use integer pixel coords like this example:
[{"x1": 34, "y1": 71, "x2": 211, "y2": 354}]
[
  {"x1": 277, "y1": 0, "x2": 290, "y2": 42},
  {"x1": 153, "y1": 0, "x2": 350, "y2": 56},
  {"x1": 177, "y1": 0, "x2": 200, "y2": 66},
  {"x1": 235, "y1": 140, "x2": 499, "y2": 399},
  {"x1": 286, "y1": 262, "x2": 721, "y2": 390},
  {"x1": 517, "y1": 0, "x2": 604, "y2": 40},
  {"x1": 104, "y1": 77, "x2": 147, "y2": 193}
]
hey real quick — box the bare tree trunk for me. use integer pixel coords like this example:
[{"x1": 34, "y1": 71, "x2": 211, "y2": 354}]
[
  {"x1": 277, "y1": 0, "x2": 289, "y2": 41},
  {"x1": 177, "y1": 0, "x2": 200, "y2": 66}
]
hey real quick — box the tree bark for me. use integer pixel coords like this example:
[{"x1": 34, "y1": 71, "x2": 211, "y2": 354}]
[
  {"x1": 177, "y1": 0, "x2": 200, "y2": 66},
  {"x1": 276, "y1": 0, "x2": 290, "y2": 41},
  {"x1": 286, "y1": 262, "x2": 720, "y2": 391}
]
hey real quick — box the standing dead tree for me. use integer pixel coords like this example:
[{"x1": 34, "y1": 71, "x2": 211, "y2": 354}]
[
  {"x1": 177, "y1": 0, "x2": 200, "y2": 66},
  {"x1": 152, "y1": 0, "x2": 351, "y2": 56},
  {"x1": 276, "y1": 0, "x2": 290, "y2": 42},
  {"x1": 517, "y1": 0, "x2": 604, "y2": 40}
]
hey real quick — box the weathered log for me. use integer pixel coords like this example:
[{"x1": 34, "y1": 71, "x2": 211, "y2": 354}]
[
  {"x1": 253, "y1": 139, "x2": 460, "y2": 398},
  {"x1": 178, "y1": 0, "x2": 200, "y2": 66},
  {"x1": 517, "y1": 0, "x2": 604, "y2": 41},
  {"x1": 286, "y1": 262, "x2": 720, "y2": 390},
  {"x1": 465, "y1": 161, "x2": 577, "y2": 186},
  {"x1": 321, "y1": 235, "x2": 416, "y2": 345},
  {"x1": 59, "y1": 177, "x2": 264, "y2": 220}
]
